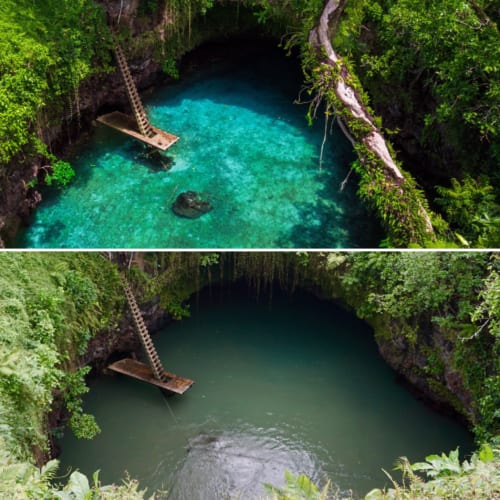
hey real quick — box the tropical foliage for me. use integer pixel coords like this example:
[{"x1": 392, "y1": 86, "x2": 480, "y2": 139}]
[
  {"x1": 365, "y1": 444, "x2": 500, "y2": 499},
  {"x1": 333, "y1": 0, "x2": 500, "y2": 246},
  {"x1": 0, "y1": 449, "x2": 146, "y2": 500},
  {"x1": 1, "y1": 1, "x2": 499, "y2": 245},
  {"x1": 335, "y1": 252, "x2": 500, "y2": 440},
  {"x1": 0, "y1": 0, "x2": 110, "y2": 166},
  {"x1": 264, "y1": 471, "x2": 332, "y2": 500},
  {"x1": 268, "y1": 444, "x2": 500, "y2": 499},
  {"x1": 0, "y1": 253, "x2": 123, "y2": 461}
]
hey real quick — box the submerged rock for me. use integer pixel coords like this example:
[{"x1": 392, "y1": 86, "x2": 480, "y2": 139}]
[
  {"x1": 172, "y1": 191, "x2": 212, "y2": 219},
  {"x1": 135, "y1": 147, "x2": 173, "y2": 171},
  {"x1": 186, "y1": 433, "x2": 220, "y2": 453}
]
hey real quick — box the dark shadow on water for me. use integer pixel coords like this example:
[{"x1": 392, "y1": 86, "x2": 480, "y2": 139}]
[
  {"x1": 123, "y1": 141, "x2": 176, "y2": 172},
  {"x1": 147, "y1": 39, "x2": 308, "y2": 129},
  {"x1": 275, "y1": 132, "x2": 384, "y2": 248},
  {"x1": 281, "y1": 178, "x2": 384, "y2": 248}
]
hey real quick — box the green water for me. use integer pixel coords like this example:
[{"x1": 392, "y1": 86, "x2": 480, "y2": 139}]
[
  {"x1": 58, "y1": 286, "x2": 473, "y2": 499},
  {"x1": 18, "y1": 43, "x2": 382, "y2": 248}
]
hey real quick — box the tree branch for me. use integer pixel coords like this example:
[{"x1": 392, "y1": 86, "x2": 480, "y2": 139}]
[{"x1": 308, "y1": 0, "x2": 435, "y2": 240}]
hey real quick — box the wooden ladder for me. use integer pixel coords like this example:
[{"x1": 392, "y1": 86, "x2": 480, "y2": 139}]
[
  {"x1": 121, "y1": 275, "x2": 166, "y2": 381},
  {"x1": 113, "y1": 37, "x2": 155, "y2": 138}
]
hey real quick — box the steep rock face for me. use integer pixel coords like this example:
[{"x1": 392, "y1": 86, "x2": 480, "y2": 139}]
[
  {"x1": 294, "y1": 273, "x2": 475, "y2": 425},
  {"x1": 0, "y1": 1, "x2": 158, "y2": 246},
  {"x1": 0, "y1": 163, "x2": 42, "y2": 246},
  {"x1": 83, "y1": 298, "x2": 171, "y2": 372},
  {"x1": 0, "y1": 63, "x2": 144, "y2": 246},
  {"x1": 374, "y1": 326, "x2": 473, "y2": 424}
]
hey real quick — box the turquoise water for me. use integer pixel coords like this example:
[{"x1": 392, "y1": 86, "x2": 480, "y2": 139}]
[
  {"x1": 18, "y1": 44, "x2": 382, "y2": 248},
  {"x1": 58, "y1": 286, "x2": 473, "y2": 499}
]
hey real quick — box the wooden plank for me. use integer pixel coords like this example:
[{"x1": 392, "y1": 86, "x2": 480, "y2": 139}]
[
  {"x1": 96, "y1": 111, "x2": 179, "y2": 151},
  {"x1": 108, "y1": 358, "x2": 194, "y2": 395}
]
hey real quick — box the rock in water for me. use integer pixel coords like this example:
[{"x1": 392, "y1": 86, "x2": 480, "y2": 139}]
[
  {"x1": 172, "y1": 191, "x2": 212, "y2": 219},
  {"x1": 135, "y1": 146, "x2": 173, "y2": 171}
]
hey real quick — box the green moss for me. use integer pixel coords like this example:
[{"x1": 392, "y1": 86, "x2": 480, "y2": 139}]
[
  {"x1": 302, "y1": 53, "x2": 435, "y2": 246},
  {"x1": 423, "y1": 349, "x2": 446, "y2": 377}
]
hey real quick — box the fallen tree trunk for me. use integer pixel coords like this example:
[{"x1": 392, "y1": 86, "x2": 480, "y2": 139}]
[{"x1": 308, "y1": 0, "x2": 435, "y2": 246}]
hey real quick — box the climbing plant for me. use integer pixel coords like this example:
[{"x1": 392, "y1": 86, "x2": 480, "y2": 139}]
[{"x1": 251, "y1": 0, "x2": 500, "y2": 247}]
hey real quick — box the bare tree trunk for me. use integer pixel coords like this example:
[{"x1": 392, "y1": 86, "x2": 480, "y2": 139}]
[{"x1": 117, "y1": 0, "x2": 124, "y2": 26}]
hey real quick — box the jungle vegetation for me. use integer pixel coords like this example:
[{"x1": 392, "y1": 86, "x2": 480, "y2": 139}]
[
  {"x1": 0, "y1": 1, "x2": 498, "y2": 247},
  {"x1": 0, "y1": 252, "x2": 498, "y2": 498}
]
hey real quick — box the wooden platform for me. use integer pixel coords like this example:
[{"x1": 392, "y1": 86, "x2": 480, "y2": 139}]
[
  {"x1": 108, "y1": 358, "x2": 194, "y2": 395},
  {"x1": 96, "y1": 111, "x2": 179, "y2": 151}
]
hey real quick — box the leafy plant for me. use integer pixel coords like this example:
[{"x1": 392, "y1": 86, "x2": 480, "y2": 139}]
[
  {"x1": 365, "y1": 444, "x2": 500, "y2": 499},
  {"x1": 0, "y1": 253, "x2": 123, "y2": 459},
  {"x1": 45, "y1": 160, "x2": 76, "y2": 188},
  {"x1": 264, "y1": 471, "x2": 332, "y2": 500},
  {"x1": 0, "y1": 0, "x2": 111, "y2": 166},
  {"x1": 436, "y1": 176, "x2": 500, "y2": 247}
]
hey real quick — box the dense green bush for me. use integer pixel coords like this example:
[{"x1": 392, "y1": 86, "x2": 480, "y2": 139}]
[
  {"x1": 0, "y1": 448, "x2": 146, "y2": 500},
  {"x1": 333, "y1": 0, "x2": 500, "y2": 246},
  {"x1": 336, "y1": 252, "x2": 499, "y2": 439},
  {"x1": 0, "y1": 0, "x2": 110, "y2": 165},
  {"x1": 0, "y1": 253, "x2": 123, "y2": 460},
  {"x1": 365, "y1": 444, "x2": 500, "y2": 499}
]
